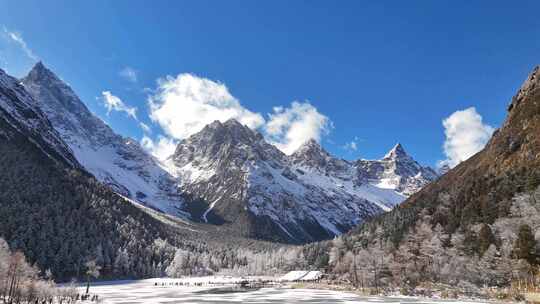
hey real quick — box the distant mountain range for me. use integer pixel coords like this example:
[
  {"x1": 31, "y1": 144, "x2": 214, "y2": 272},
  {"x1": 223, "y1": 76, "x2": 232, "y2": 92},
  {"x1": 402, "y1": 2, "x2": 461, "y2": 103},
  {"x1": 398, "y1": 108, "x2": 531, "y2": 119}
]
[
  {"x1": 14, "y1": 62, "x2": 437, "y2": 243},
  {"x1": 166, "y1": 120, "x2": 437, "y2": 242},
  {"x1": 3, "y1": 60, "x2": 538, "y2": 287}
]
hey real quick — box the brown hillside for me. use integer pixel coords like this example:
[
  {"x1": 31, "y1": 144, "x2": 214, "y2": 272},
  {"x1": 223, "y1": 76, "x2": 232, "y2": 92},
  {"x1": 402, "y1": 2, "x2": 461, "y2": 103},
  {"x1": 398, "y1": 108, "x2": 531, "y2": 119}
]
[{"x1": 355, "y1": 66, "x2": 540, "y2": 239}]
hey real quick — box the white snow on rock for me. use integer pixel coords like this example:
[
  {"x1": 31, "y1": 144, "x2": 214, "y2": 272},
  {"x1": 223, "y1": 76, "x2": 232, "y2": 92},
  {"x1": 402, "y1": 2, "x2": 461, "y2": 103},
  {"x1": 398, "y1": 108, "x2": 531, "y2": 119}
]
[
  {"x1": 167, "y1": 120, "x2": 438, "y2": 242},
  {"x1": 202, "y1": 196, "x2": 222, "y2": 223},
  {"x1": 14, "y1": 63, "x2": 437, "y2": 242},
  {"x1": 356, "y1": 143, "x2": 438, "y2": 196},
  {"x1": 0, "y1": 68, "x2": 78, "y2": 167},
  {"x1": 21, "y1": 62, "x2": 184, "y2": 216}
]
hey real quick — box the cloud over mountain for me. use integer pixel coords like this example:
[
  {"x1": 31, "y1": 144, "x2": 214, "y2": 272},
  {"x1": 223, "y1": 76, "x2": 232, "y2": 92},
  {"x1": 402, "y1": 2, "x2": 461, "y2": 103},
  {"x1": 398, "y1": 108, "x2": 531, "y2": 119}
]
[
  {"x1": 1, "y1": 26, "x2": 38, "y2": 61},
  {"x1": 101, "y1": 91, "x2": 138, "y2": 119},
  {"x1": 266, "y1": 102, "x2": 331, "y2": 155},
  {"x1": 148, "y1": 73, "x2": 265, "y2": 140},
  {"x1": 440, "y1": 107, "x2": 494, "y2": 168},
  {"x1": 146, "y1": 73, "x2": 332, "y2": 156}
]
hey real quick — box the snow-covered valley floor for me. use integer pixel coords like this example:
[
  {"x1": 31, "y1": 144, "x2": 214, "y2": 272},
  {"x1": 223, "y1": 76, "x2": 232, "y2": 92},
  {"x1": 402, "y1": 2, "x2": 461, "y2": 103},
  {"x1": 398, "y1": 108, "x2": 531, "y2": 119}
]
[{"x1": 78, "y1": 279, "x2": 493, "y2": 304}]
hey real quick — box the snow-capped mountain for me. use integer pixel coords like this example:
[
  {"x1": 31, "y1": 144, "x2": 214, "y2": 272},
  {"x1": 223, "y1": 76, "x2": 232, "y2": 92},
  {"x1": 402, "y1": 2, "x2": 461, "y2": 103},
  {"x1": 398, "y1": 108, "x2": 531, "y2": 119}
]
[
  {"x1": 0, "y1": 68, "x2": 78, "y2": 167},
  {"x1": 16, "y1": 62, "x2": 437, "y2": 243},
  {"x1": 21, "y1": 62, "x2": 184, "y2": 216},
  {"x1": 356, "y1": 143, "x2": 438, "y2": 196},
  {"x1": 165, "y1": 119, "x2": 437, "y2": 242}
]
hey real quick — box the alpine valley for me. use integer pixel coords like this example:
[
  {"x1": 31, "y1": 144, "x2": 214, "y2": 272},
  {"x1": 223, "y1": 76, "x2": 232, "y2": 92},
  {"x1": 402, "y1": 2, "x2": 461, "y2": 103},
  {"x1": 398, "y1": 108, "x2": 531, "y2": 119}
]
[
  {"x1": 5, "y1": 1, "x2": 540, "y2": 302},
  {"x1": 1, "y1": 59, "x2": 540, "y2": 301},
  {"x1": 16, "y1": 62, "x2": 437, "y2": 243}
]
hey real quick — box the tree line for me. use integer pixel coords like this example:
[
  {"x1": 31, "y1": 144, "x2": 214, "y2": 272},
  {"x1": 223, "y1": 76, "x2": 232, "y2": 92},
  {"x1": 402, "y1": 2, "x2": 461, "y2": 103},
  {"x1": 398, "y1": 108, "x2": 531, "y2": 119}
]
[{"x1": 314, "y1": 183, "x2": 540, "y2": 293}]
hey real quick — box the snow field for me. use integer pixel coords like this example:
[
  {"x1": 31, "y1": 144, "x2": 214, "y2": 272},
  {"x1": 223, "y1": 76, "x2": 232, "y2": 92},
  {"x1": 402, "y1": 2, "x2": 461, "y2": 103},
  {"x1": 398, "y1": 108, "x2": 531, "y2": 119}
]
[{"x1": 79, "y1": 279, "x2": 493, "y2": 304}]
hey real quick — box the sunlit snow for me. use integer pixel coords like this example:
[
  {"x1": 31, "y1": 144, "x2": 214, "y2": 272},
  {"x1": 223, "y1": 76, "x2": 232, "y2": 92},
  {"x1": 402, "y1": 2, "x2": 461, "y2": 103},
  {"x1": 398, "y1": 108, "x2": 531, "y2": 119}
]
[{"x1": 77, "y1": 279, "x2": 491, "y2": 304}]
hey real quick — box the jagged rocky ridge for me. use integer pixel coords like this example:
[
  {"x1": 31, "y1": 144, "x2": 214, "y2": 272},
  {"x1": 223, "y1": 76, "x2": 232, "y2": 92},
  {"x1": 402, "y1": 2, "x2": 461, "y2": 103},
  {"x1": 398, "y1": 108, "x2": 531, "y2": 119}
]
[
  {"x1": 356, "y1": 143, "x2": 438, "y2": 196},
  {"x1": 22, "y1": 63, "x2": 184, "y2": 216},
  {"x1": 0, "y1": 66, "x2": 178, "y2": 280},
  {"x1": 165, "y1": 119, "x2": 438, "y2": 243},
  {"x1": 0, "y1": 66, "x2": 288, "y2": 281},
  {"x1": 19, "y1": 62, "x2": 437, "y2": 243},
  {"x1": 0, "y1": 68, "x2": 78, "y2": 168}
]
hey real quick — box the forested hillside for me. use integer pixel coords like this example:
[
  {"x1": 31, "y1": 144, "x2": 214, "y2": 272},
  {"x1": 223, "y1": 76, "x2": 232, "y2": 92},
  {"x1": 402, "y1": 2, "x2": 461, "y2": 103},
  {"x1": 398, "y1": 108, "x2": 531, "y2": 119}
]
[
  {"x1": 0, "y1": 96, "x2": 175, "y2": 279},
  {"x1": 3, "y1": 59, "x2": 540, "y2": 294},
  {"x1": 17, "y1": 62, "x2": 438, "y2": 244},
  {"x1": 0, "y1": 67, "x2": 281, "y2": 282},
  {"x1": 312, "y1": 66, "x2": 540, "y2": 289}
]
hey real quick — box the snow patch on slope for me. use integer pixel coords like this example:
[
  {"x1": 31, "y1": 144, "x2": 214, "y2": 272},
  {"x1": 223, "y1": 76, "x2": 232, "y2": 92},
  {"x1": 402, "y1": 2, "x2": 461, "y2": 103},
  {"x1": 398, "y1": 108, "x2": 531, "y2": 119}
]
[
  {"x1": 202, "y1": 196, "x2": 222, "y2": 223},
  {"x1": 21, "y1": 62, "x2": 184, "y2": 217}
]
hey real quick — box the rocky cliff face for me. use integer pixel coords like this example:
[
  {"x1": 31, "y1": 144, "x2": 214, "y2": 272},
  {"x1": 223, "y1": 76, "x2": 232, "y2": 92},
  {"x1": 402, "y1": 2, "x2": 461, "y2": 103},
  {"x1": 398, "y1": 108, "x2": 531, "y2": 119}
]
[
  {"x1": 17, "y1": 62, "x2": 438, "y2": 243},
  {"x1": 0, "y1": 67, "x2": 78, "y2": 167},
  {"x1": 356, "y1": 143, "x2": 438, "y2": 196},
  {"x1": 21, "y1": 62, "x2": 183, "y2": 216},
  {"x1": 347, "y1": 66, "x2": 540, "y2": 280},
  {"x1": 403, "y1": 65, "x2": 540, "y2": 214},
  {"x1": 166, "y1": 119, "x2": 437, "y2": 243},
  {"x1": 0, "y1": 66, "x2": 177, "y2": 281}
]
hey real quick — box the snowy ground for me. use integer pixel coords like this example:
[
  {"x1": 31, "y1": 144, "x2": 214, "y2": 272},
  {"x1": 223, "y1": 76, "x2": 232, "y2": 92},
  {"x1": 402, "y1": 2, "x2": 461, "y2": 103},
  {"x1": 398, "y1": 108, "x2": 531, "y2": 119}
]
[{"x1": 78, "y1": 279, "x2": 494, "y2": 304}]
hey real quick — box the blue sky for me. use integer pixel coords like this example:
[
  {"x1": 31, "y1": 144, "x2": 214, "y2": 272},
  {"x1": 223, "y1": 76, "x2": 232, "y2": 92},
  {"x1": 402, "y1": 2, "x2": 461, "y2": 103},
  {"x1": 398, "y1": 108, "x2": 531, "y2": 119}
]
[{"x1": 1, "y1": 1, "x2": 540, "y2": 167}]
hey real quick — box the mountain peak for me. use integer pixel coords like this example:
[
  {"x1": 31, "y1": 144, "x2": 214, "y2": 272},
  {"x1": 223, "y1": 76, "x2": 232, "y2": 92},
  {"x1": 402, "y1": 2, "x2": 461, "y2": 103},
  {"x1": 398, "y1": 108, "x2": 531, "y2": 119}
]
[
  {"x1": 300, "y1": 138, "x2": 322, "y2": 150},
  {"x1": 22, "y1": 61, "x2": 97, "y2": 131},
  {"x1": 25, "y1": 61, "x2": 61, "y2": 83},
  {"x1": 292, "y1": 139, "x2": 329, "y2": 157},
  {"x1": 206, "y1": 120, "x2": 223, "y2": 129},
  {"x1": 33, "y1": 61, "x2": 46, "y2": 70},
  {"x1": 201, "y1": 119, "x2": 254, "y2": 136},
  {"x1": 290, "y1": 138, "x2": 338, "y2": 171},
  {"x1": 383, "y1": 143, "x2": 408, "y2": 160},
  {"x1": 223, "y1": 118, "x2": 244, "y2": 127},
  {"x1": 175, "y1": 118, "x2": 265, "y2": 160},
  {"x1": 204, "y1": 119, "x2": 250, "y2": 132}
]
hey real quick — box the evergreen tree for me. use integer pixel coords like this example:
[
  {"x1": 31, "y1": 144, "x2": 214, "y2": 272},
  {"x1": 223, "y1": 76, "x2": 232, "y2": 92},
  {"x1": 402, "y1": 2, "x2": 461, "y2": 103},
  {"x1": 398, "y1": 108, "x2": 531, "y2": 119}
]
[
  {"x1": 478, "y1": 224, "x2": 496, "y2": 256},
  {"x1": 513, "y1": 224, "x2": 537, "y2": 265}
]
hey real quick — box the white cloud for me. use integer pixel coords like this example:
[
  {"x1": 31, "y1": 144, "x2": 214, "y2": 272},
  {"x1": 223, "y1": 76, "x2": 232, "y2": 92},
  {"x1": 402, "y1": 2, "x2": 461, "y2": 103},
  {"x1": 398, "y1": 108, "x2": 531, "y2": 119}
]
[
  {"x1": 440, "y1": 107, "x2": 495, "y2": 168},
  {"x1": 119, "y1": 66, "x2": 138, "y2": 82},
  {"x1": 2, "y1": 27, "x2": 38, "y2": 61},
  {"x1": 343, "y1": 138, "x2": 358, "y2": 151},
  {"x1": 265, "y1": 101, "x2": 332, "y2": 155},
  {"x1": 141, "y1": 135, "x2": 177, "y2": 161},
  {"x1": 101, "y1": 91, "x2": 138, "y2": 119},
  {"x1": 145, "y1": 73, "x2": 333, "y2": 155},
  {"x1": 139, "y1": 122, "x2": 151, "y2": 134},
  {"x1": 148, "y1": 73, "x2": 264, "y2": 140}
]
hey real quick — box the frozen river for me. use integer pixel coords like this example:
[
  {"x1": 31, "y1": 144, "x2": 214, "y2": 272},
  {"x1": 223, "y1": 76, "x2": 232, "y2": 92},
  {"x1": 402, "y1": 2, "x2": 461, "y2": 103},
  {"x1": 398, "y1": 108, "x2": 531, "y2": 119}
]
[{"x1": 79, "y1": 280, "x2": 491, "y2": 304}]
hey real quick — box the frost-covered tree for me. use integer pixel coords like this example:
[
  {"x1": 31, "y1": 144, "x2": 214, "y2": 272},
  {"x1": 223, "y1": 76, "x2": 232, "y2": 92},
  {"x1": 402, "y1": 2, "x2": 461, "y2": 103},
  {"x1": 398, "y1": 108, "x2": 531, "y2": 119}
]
[
  {"x1": 166, "y1": 249, "x2": 191, "y2": 277},
  {"x1": 0, "y1": 238, "x2": 61, "y2": 303},
  {"x1": 114, "y1": 248, "x2": 131, "y2": 276},
  {"x1": 85, "y1": 259, "x2": 101, "y2": 294}
]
